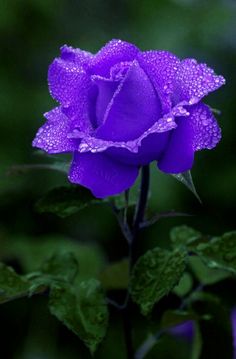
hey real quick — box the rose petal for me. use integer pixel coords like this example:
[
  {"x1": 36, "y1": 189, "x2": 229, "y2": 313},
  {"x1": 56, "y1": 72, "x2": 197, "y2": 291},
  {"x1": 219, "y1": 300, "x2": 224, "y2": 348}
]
[
  {"x1": 60, "y1": 45, "x2": 93, "y2": 68},
  {"x1": 48, "y1": 58, "x2": 94, "y2": 132},
  {"x1": 188, "y1": 102, "x2": 221, "y2": 151},
  {"x1": 32, "y1": 108, "x2": 77, "y2": 153},
  {"x1": 48, "y1": 58, "x2": 88, "y2": 106},
  {"x1": 92, "y1": 76, "x2": 119, "y2": 127},
  {"x1": 67, "y1": 113, "x2": 176, "y2": 154},
  {"x1": 68, "y1": 152, "x2": 139, "y2": 198},
  {"x1": 158, "y1": 117, "x2": 194, "y2": 174},
  {"x1": 89, "y1": 39, "x2": 139, "y2": 77},
  {"x1": 106, "y1": 131, "x2": 170, "y2": 166},
  {"x1": 157, "y1": 102, "x2": 221, "y2": 173},
  {"x1": 44, "y1": 106, "x2": 64, "y2": 122},
  {"x1": 137, "y1": 50, "x2": 180, "y2": 113},
  {"x1": 95, "y1": 60, "x2": 161, "y2": 141},
  {"x1": 174, "y1": 58, "x2": 225, "y2": 105}
]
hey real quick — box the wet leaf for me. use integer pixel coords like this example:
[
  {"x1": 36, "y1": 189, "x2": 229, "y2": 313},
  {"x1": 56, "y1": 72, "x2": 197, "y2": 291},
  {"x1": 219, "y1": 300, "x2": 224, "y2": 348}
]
[
  {"x1": 35, "y1": 186, "x2": 101, "y2": 218},
  {"x1": 171, "y1": 171, "x2": 201, "y2": 202},
  {"x1": 130, "y1": 247, "x2": 187, "y2": 315},
  {"x1": 49, "y1": 279, "x2": 109, "y2": 353},
  {"x1": 0, "y1": 263, "x2": 30, "y2": 304},
  {"x1": 195, "y1": 231, "x2": 236, "y2": 274},
  {"x1": 170, "y1": 225, "x2": 201, "y2": 248}
]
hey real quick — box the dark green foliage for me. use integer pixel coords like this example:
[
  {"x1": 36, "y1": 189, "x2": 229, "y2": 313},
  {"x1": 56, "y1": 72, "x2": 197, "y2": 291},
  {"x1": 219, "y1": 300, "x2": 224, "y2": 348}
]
[
  {"x1": 49, "y1": 279, "x2": 109, "y2": 354},
  {"x1": 0, "y1": 263, "x2": 30, "y2": 304},
  {"x1": 171, "y1": 226, "x2": 236, "y2": 278},
  {"x1": 130, "y1": 247, "x2": 187, "y2": 315},
  {"x1": 170, "y1": 225, "x2": 201, "y2": 247},
  {"x1": 0, "y1": 250, "x2": 109, "y2": 354},
  {"x1": 35, "y1": 186, "x2": 100, "y2": 218},
  {"x1": 195, "y1": 231, "x2": 236, "y2": 274}
]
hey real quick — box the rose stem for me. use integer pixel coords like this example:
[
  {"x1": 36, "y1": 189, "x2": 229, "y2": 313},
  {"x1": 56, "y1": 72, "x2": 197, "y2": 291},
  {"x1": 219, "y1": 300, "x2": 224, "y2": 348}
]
[{"x1": 123, "y1": 164, "x2": 150, "y2": 359}]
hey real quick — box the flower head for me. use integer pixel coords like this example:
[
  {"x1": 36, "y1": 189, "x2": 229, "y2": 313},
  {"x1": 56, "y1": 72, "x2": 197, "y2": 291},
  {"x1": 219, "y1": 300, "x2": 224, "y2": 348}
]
[{"x1": 33, "y1": 40, "x2": 225, "y2": 198}]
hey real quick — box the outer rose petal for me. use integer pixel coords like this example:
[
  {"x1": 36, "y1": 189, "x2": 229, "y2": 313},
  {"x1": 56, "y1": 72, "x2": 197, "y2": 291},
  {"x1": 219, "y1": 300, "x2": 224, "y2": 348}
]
[
  {"x1": 96, "y1": 61, "x2": 161, "y2": 141},
  {"x1": 60, "y1": 45, "x2": 93, "y2": 68},
  {"x1": 48, "y1": 58, "x2": 94, "y2": 132},
  {"x1": 157, "y1": 102, "x2": 221, "y2": 173},
  {"x1": 137, "y1": 50, "x2": 180, "y2": 113},
  {"x1": 89, "y1": 39, "x2": 139, "y2": 77},
  {"x1": 174, "y1": 59, "x2": 225, "y2": 105},
  {"x1": 68, "y1": 152, "x2": 139, "y2": 198},
  {"x1": 188, "y1": 102, "x2": 221, "y2": 151},
  {"x1": 48, "y1": 58, "x2": 88, "y2": 106},
  {"x1": 158, "y1": 117, "x2": 194, "y2": 174},
  {"x1": 32, "y1": 108, "x2": 77, "y2": 153}
]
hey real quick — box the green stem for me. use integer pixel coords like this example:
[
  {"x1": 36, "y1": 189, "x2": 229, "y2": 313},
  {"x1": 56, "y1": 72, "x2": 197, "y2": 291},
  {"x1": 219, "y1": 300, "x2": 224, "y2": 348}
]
[
  {"x1": 122, "y1": 165, "x2": 150, "y2": 359},
  {"x1": 131, "y1": 165, "x2": 150, "y2": 268}
]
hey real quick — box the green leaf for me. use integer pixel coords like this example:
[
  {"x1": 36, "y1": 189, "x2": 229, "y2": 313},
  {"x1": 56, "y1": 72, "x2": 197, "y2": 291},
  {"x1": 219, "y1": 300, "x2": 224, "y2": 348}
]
[
  {"x1": 0, "y1": 263, "x2": 30, "y2": 304},
  {"x1": 173, "y1": 272, "x2": 193, "y2": 297},
  {"x1": 40, "y1": 252, "x2": 79, "y2": 283},
  {"x1": 0, "y1": 236, "x2": 105, "y2": 279},
  {"x1": 171, "y1": 228, "x2": 236, "y2": 279},
  {"x1": 36, "y1": 186, "x2": 101, "y2": 218},
  {"x1": 195, "y1": 231, "x2": 236, "y2": 274},
  {"x1": 170, "y1": 225, "x2": 201, "y2": 248},
  {"x1": 99, "y1": 259, "x2": 129, "y2": 290},
  {"x1": 130, "y1": 247, "x2": 187, "y2": 315},
  {"x1": 49, "y1": 279, "x2": 109, "y2": 353},
  {"x1": 171, "y1": 171, "x2": 201, "y2": 202},
  {"x1": 7, "y1": 161, "x2": 69, "y2": 176},
  {"x1": 189, "y1": 256, "x2": 230, "y2": 285},
  {"x1": 26, "y1": 252, "x2": 79, "y2": 296}
]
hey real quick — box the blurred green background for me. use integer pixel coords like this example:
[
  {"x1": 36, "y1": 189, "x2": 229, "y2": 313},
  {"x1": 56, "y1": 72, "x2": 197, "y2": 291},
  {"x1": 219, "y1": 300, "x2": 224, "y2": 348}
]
[{"x1": 0, "y1": 0, "x2": 235, "y2": 358}]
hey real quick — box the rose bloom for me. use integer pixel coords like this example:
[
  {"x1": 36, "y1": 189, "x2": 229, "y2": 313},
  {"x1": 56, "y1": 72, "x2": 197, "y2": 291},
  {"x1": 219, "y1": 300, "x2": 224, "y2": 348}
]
[{"x1": 33, "y1": 40, "x2": 225, "y2": 198}]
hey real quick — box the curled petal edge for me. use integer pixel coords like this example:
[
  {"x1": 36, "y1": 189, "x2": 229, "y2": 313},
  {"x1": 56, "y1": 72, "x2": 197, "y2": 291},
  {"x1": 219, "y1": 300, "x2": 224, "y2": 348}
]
[{"x1": 67, "y1": 103, "x2": 191, "y2": 154}]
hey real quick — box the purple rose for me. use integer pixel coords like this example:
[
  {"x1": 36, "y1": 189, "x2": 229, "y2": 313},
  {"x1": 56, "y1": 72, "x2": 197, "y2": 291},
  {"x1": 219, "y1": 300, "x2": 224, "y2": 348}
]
[{"x1": 32, "y1": 40, "x2": 225, "y2": 198}]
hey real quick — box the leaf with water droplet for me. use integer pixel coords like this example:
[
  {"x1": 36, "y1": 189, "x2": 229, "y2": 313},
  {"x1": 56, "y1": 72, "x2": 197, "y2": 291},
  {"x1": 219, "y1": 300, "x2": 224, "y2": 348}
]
[
  {"x1": 171, "y1": 171, "x2": 201, "y2": 203},
  {"x1": 35, "y1": 185, "x2": 101, "y2": 218},
  {"x1": 170, "y1": 225, "x2": 201, "y2": 248},
  {"x1": 0, "y1": 263, "x2": 31, "y2": 304},
  {"x1": 40, "y1": 252, "x2": 79, "y2": 283},
  {"x1": 1, "y1": 236, "x2": 105, "y2": 284},
  {"x1": 49, "y1": 279, "x2": 109, "y2": 354},
  {"x1": 130, "y1": 247, "x2": 187, "y2": 315},
  {"x1": 194, "y1": 231, "x2": 236, "y2": 274}
]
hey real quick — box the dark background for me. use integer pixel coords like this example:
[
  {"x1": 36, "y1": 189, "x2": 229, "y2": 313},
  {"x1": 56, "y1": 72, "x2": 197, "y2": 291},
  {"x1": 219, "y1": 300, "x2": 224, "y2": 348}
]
[{"x1": 0, "y1": 0, "x2": 235, "y2": 358}]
